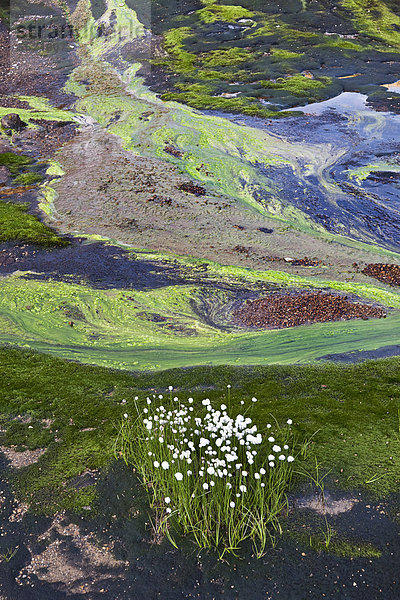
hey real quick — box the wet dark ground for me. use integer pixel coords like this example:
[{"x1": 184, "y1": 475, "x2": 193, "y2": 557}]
[
  {"x1": 0, "y1": 5, "x2": 400, "y2": 598},
  {"x1": 0, "y1": 459, "x2": 398, "y2": 599},
  {"x1": 318, "y1": 344, "x2": 400, "y2": 363},
  {"x1": 0, "y1": 241, "x2": 279, "y2": 297},
  {"x1": 205, "y1": 106, "x2": 400, "y2": 253},
  {"x1": 0, "y1": 241, "x2": 191, "y2": 290}
]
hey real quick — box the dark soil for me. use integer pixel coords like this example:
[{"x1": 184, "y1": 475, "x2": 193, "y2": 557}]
[
  {"x1": 362, "y1": 264, "x2": 400, "y2": 286},
  {"x1": 11, "y1": 120, "x2": 77, "y2": 159},
  {"x1": 234, "y1": 291, "x2": 386, "y2": 329}
]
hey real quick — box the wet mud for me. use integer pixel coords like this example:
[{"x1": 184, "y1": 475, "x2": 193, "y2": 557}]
[
  {"x1": 0, "y1": 458, "x2": 398, "y2": 600},
  {"x1": 318, "y1": 344, "x2": 400, "y2": 363},
  {"x1": 0, "y1": 241, "x2": 191, "y2": 290}
]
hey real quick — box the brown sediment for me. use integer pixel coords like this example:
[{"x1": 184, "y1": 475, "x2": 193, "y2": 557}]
[
  {"x1": 178, "y1": 181, "x2": 207, "y2": 196},
  {"x1": 164, "y1": 144, "x2": 184, "y2": 158},
  {"x1": 0, "y1": 185, "x2": 37, "y2": 196},
  {"x1": 234, "y1": 291, "x2": 386, "y2": 329},
  {"x1": 362, "y1": 263, "x2": 400, "y2": 286},
  {"x1": 290, "y1": 257, "x2": 322, "y2": 267},
  {"x1": 50, "y1": 126, "x2": 397, "y2": 283}
]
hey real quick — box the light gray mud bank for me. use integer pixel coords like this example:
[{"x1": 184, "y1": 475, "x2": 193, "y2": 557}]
[{"x1": 52, "y1": 124, "x2": 398, "y2": 285}]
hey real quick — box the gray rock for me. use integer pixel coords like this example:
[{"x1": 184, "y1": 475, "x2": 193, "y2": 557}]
[
  {"x1": 0, "y1": 166, "x2": 9, "y2": 186},
  {"x1": 1, "y1": 113, "x2": 27, "y2": 132}
]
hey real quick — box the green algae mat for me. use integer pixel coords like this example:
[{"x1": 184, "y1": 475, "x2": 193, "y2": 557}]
[
  {"x1": 0, "y1": 272, "x2": 399, "y2": 370},
  {"x1": 2, "y1": 0, "x2": 400, "y2": 369}
]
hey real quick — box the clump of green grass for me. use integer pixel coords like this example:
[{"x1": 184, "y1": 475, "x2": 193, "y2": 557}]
[
  {"x1": 12, "y1": 172, "x2": 43, "y2": 186},
  {"x1": 0, "y1": 201, "x2": 68, "y2": 246},
  {"x1": 117, "y1": 388, "x2": 297, "y2": 557}
]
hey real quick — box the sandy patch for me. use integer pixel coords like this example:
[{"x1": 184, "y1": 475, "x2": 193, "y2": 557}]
[
  {"x1": 1, "y1": 446, "x2": 46, "y2": 469},
  {"x1": 296, "y1": 492, "x2": 359, "y2": 516},
  {"x1": 18, "y1": 514, "x2": 128, "y2": 595}
]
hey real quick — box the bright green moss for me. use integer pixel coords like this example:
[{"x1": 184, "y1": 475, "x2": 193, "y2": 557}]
[
  {"x1": 161, "y1": 90, "x2": 280, "y2": 117},
  {"x1": 340, "y1": 0, "x2": 400, "y2": 49},
  {"x1": 290, "y1": 529, "x2": 382, "y2": 558},
  {"x1": 261, "y1": 74, "x2": 332, "y2": 96},
  {"x1": 197, "y1": 4, "x2": 253, "y2": 24},
  {"x1": 13, "y1": 172, "x2": 44, "y2": 185},
  {"x1": 163, "y1": 27, "x2": 197, "y2": 73},
  {"x1": 200, "y1": 47, "x2": 254, "y2": 67},
  {"x1": 319, "y1": 37, "x2": 368, "y2": 52},
  {"x1": 196, "y1": 69, "x2": 251, "y2": 82},
  {"x1": 1, "y1": 347, "x2": 400, "y2": 513},
  {"x1": 270, "y1": 48, "x2": 304, "y2": 59},
  {"x1": 329, "y1": 538, "x2": 382, "y2": 558},
  {"x1": 0, "y1": 201, "x2": 68, "y2": 246}
]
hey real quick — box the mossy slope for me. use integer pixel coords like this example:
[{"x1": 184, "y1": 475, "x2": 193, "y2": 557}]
[{"x1": 1, "y1": 347, "x2": 399, "y2": 513}]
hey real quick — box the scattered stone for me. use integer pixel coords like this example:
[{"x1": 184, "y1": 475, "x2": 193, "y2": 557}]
[
  {"x1": 362, "y1": 263, "x2": 400, "y2": 286},
  {"x1": 233, "y1": 245, "x2": 251, "y2": 255},
  {"x1": 1, "y1": 446, "x2": 46, "y2": 468},
  {"x1": 164, "y1": 144, "x2": 184, "y2": 158},
  {"x1": 234, "y1": 291, "x2": 386, "y2": 329},
  {"x1": 291, "y1": 257, "x2": 322, "y2": 267},
  {"x1": 178, "y1": 181, "x2": 206, "y2": 196},
  {"x1": 9, "y1": 502, "x2": 29, "y2": 522},
  {"x1": 258, "y1": 227, "x2": 274, "y2": 234}
]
